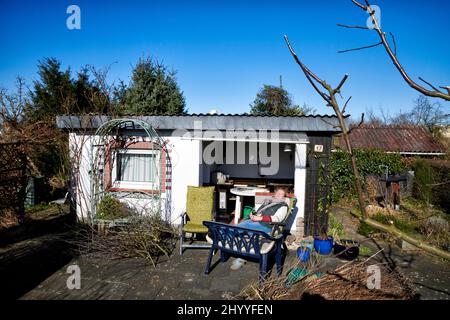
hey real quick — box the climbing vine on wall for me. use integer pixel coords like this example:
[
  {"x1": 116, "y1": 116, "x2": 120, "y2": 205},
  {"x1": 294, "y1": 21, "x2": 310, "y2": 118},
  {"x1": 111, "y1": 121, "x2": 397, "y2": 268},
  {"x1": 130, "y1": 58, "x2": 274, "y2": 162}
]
[{"x1": 316, "y1": 154, "x2": 332, "y2": 234}]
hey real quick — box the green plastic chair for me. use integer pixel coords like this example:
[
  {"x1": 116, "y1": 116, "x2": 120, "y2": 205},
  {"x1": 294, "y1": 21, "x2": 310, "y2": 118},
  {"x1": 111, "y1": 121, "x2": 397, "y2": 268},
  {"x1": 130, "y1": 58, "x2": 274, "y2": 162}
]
[{"x1": 179, "y1": 186, "x2": 215, "y2": 255}]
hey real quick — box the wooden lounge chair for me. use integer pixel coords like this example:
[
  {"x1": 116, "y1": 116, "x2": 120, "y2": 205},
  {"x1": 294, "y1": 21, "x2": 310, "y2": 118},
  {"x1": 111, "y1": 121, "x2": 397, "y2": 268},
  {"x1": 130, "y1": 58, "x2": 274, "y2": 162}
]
[{"x1": 179, "y1": 186, "x2": 215, "y2": 255}]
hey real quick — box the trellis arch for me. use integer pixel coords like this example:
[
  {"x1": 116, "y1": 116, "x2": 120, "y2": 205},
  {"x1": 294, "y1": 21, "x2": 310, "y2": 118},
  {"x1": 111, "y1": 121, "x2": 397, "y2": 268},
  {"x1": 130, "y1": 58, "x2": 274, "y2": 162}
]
[{"x1": 90, "y1": 118, "x2": 172, "y2": 221}]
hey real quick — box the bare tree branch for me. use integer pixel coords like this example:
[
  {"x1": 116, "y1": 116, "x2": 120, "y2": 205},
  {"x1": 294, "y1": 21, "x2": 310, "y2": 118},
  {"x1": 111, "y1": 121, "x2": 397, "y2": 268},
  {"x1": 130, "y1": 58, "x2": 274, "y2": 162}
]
[
  {"x1": 284, "y1": 35, "x2": 368, "y2": 221},
  {"x1": 337, "y1": 23, "x2": 369, "y2": 30},
  {"x1": 351, "y1": 0, "x2": 367, "y2": 10},
  {"x1": 419, "y1": 77, "x2": 443, "y2": 93},
  {"x1": 342, "y1": 96, "x2": 352, "y2": 114},
  {"x1": 347, "y1": 0, "x2": 450, "y2": 101},
  {"x1": 334, "y1": 74, "x2": 349, "y2": 94},
  {"x1": 348, "y1": 113, "x2": 365, "y2": 134},
  {"x1": 389, "y1": 32, "x2": 397, "y2": 56},
  {"x1": 338, "y1": 41, "x2": 383, "y2": 54},
  {"x1": 284, "y1": 36, "x2": 332, "y2": 104}
]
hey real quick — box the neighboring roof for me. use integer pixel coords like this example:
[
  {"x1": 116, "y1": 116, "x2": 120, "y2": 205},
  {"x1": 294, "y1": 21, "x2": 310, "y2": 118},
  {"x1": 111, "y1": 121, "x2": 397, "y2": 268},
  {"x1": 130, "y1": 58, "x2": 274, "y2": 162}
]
[
  {"x1": 336, "y1": 125, "x2": 446, "y2": 155},
  {"x1": 56, "y1": 114, "x2": 347, "y2": 132}
]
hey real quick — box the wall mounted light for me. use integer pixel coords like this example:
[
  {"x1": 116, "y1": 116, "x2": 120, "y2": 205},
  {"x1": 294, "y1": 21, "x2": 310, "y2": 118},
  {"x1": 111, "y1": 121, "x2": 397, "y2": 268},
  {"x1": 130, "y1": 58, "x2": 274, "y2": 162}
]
[{"x1": 283, "y1": 144, "x2": 293, "y2": 152}]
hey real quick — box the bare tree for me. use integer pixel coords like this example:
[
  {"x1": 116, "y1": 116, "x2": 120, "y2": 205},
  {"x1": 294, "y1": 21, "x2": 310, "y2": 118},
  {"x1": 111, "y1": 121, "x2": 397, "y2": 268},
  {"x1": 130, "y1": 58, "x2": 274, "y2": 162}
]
[
  {"x1": 391, "y1": 95, "x2": 448, "y2": 129},
  {"x1": 283, "y1": 35, "x2": 367, "y2": 222},
  {"x1": 362, "y1": 96, "x2": 448, "y2": 130},
  {"x1": 338, "y1": 0, "x2": 450, "y2": 101},
  {"x1": 284, "y1": 35, "x2": 450, "y2": 260},
  {"x1": 0, "y1": 78, "x2": 56, "y2": 146}
]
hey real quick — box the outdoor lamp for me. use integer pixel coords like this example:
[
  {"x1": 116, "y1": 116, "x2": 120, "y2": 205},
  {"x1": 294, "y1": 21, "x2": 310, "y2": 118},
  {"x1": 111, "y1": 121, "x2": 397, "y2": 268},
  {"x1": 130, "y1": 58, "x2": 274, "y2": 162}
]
[{"x1": 283, "y1": 144, "x2": 293, "y2": 152}]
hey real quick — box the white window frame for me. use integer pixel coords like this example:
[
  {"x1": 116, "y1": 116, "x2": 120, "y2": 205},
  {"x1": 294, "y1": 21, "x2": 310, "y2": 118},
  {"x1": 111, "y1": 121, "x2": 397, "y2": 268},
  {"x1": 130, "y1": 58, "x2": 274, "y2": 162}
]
[{"x1": 111, "y1": 148, "x2": 160, "y2": 190}]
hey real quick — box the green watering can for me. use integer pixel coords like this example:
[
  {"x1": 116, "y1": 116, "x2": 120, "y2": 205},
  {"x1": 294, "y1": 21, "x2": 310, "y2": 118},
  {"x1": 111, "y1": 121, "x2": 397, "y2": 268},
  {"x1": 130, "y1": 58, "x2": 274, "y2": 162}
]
[{"x1": 243, "y1": 206, "x2": 256, "y2": 219}]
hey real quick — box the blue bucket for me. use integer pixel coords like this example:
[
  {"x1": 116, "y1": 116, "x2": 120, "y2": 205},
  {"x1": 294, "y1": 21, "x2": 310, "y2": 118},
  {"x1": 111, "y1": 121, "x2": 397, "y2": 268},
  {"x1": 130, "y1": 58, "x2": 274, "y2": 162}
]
[
  {"x1": 297, "y1": 247, "x2": 311, "y2": 262},
  {"x1": 313, "y1": 236, "x2": 334, "y2": 255}
]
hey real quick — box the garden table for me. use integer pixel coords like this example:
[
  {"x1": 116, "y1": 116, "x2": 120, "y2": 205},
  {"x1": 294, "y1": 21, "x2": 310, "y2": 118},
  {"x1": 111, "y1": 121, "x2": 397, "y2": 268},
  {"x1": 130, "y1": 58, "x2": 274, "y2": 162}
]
[{"x1": 230, "y1": 186, "x2": 269, "y2": 224}]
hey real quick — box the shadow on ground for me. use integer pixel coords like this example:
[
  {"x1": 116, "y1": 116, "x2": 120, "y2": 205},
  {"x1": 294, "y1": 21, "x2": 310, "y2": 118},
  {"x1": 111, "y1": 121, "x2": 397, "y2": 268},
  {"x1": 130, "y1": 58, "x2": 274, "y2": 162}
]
[{"x1": 0, "y1": 213, "x2": 76, "y2": 299}]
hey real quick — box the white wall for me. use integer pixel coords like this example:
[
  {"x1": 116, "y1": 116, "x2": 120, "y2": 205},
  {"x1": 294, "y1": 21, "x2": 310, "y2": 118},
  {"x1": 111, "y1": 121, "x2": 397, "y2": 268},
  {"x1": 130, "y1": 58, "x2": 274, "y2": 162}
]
[
  {"x1": 292, "y1": 143, "x2": 307, "y2": 231},
  {"x1": 69, "y1": 133, "x2": 93, "y2": 222},
  {"x1": 164, "y1": 136, "x2": 202, "y2": 224},
  {"x1": 68, "y1": 131, "x2": 305, "y2": 230}
]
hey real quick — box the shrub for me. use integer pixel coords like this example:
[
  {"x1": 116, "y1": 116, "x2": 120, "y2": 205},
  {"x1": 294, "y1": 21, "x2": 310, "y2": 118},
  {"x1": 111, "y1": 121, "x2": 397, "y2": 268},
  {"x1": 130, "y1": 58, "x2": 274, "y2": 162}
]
[
  {"x1": 427, "y1": 159, "x2": 450, "y2": 213},
  {"x1": 357, "y1": 213, "x2": 392, "y2": 237},
  {"x1": 365, "y1": 175, "x2": 382, "y2": 203},
  {"x1": 328, "y1": 213, "x2": 345, "y2": 239},
  {"x1": 413, "y1": 159, "x2": 433, "y2": 204},
  {"x1": 96, "y1": 194, "x2": 131, "y2": 220}
]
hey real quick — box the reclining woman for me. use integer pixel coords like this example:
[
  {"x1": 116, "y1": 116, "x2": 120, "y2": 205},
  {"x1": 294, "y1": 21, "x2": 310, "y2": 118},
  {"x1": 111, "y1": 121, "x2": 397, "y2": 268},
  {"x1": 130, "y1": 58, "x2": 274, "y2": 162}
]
[{"x1": 229, "y1": 186, "x2": 289, "y2": 270}]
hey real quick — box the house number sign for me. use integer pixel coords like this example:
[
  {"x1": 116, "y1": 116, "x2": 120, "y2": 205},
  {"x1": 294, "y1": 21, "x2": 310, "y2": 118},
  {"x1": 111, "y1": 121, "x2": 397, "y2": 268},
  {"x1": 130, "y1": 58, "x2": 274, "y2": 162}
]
[{"x1": 314, "y1": 144, "x2": 324, "y2": 153}]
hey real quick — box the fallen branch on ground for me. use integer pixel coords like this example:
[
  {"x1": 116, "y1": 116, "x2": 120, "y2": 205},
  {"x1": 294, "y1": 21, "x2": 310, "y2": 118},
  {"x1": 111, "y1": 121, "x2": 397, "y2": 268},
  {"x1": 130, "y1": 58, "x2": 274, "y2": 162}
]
[
  {"x1": 301, "y1": 257, "x2": 417, "y2": 300},
  {"x1": 68, "y1": 215, "x2": 177, "y2": 267}
]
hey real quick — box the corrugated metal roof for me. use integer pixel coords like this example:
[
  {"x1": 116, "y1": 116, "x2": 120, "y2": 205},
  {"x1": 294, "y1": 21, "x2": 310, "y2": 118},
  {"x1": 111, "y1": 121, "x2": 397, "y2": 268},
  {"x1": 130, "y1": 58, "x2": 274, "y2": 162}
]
[
  {"x1": 337, "y1": 125, "x2": 446, "y2": 154},
  {"x1": 56, "y1": 114, "x2": 346, "y2": 132},
  {"x1": 185, "y1": 131, "x2": 309, "y2": 144}
]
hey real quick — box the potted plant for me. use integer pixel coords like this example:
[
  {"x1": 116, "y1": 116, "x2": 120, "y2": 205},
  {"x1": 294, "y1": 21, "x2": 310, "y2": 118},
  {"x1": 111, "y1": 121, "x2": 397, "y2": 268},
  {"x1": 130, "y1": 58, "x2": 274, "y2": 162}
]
[
  {"x1": 333, "y1": 239, "x2": 360, "y2": 260},
  {"x1": 313, "y1": 232, "x2": 334, "y2": 255},
  {"x1": 313, "y1": 157, "x2": 334, "y2": 255},
  {"x1": 296, "y1": 238, "x2": 313, "y2": 262},
  {"x1": 95, "y1": 194, "x2": 133, "y2": 231},
  {"x1": 297, "y1": 246, "x2": 310, "y2": 262}
]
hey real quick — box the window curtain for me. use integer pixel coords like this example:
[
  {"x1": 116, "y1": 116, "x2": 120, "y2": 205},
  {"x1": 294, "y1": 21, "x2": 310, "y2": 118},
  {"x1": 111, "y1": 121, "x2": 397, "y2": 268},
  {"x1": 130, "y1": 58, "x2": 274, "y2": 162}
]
[{"x1": 118, "y1": 153, "x2": 157, "y2": 182}]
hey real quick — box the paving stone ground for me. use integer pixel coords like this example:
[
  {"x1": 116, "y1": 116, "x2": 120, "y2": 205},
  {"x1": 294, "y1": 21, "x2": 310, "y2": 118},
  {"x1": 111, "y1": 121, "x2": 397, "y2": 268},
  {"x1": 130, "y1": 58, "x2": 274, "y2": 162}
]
[
  {"x1": 21, "y1": 242, "x2": 292, "y2": 300},
  {"x1": 3, "y1": 208, "x2": 449, "y2": 300},
  {"x1": 21, "y1": 234, "x2": 449, "y2": 300}
]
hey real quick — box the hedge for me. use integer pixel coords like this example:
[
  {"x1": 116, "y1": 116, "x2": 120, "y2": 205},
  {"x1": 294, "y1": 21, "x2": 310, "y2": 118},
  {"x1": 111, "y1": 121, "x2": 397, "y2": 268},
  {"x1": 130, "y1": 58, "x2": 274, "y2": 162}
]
[
  {"x1": 421, "y1": 159, "x2": 450, "y2": 213},
  {"x1": 329, "y1": 148, "x2": 406, "y2": 201}
]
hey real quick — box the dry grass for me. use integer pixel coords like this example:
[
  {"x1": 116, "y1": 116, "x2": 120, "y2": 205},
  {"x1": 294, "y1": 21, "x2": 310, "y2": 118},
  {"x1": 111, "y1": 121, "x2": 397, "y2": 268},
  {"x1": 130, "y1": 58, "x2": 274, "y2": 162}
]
[
  {"x1": 234, "y1": 253, "x2": 324, "y2": 300},
  {"x1": 234, "y1": 250, "x2": 417, "y2": 300},
  {"x1": 300, "y1": 258, "x2": 417, "y2": 300}
]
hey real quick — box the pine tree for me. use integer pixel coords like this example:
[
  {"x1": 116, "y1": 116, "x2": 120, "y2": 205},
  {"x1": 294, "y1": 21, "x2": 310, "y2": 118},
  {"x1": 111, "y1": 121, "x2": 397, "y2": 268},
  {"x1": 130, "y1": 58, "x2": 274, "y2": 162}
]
[
  {"x1": 250, "y1": 85, "x2": 312, "y2": 116},
  {"x1": 122, "y1": 57, "x2": 186, "y2": 115},
  {"x1": 26, "y1": 58, "x2": 109, "y2": 121}
]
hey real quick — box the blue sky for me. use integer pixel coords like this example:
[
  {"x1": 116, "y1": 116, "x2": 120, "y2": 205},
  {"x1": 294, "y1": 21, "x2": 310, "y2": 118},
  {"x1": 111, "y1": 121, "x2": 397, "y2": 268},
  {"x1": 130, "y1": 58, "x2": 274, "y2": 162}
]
[{"x1": 1, "y1": 0, "x2": 449, "y2": 117}]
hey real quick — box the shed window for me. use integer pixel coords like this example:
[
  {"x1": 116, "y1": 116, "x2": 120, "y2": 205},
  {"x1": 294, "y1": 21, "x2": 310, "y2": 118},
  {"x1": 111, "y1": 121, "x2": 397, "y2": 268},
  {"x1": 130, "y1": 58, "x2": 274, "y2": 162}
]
[{"x1": 112, "y1": 149, "x2": 160, "y2": 190}]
